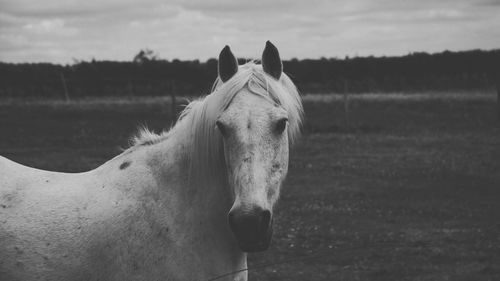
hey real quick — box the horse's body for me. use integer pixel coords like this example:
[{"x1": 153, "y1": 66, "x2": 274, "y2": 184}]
[
  {"x1": 0, "y1": 42, "x2": 302, "y2": 281},
  {"x1": 0, "y1": 124, "x2": 242, "y2": 281}
]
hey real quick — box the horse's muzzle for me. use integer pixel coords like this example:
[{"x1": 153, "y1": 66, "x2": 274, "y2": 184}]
[{"x1": 228, "y1": 207, "x2": 273, "y2": 252}]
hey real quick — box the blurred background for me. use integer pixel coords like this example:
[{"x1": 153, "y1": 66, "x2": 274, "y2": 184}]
[{"x1": 1, "y1": 0, "x2": 499, "y2": 280}]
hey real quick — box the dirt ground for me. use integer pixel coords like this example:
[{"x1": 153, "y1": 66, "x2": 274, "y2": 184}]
[{"x1": 1, "y1": 92, "x2": 499, "y2": 280}]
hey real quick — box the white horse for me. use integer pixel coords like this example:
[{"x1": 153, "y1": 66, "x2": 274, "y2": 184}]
[{"x1": 0, "y1": 41, "x2": 303, "y2": 281}]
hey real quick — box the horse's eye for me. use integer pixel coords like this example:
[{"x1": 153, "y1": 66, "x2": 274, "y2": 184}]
[
  {"x1": 275, "y1": 118, "x2": 288, "y2": 134},
  {"x1": 215, "y1": 120, "x2": 228, "y2": 136}
]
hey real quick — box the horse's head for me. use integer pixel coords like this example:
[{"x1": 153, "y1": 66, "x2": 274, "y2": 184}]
[{"x1": 214, "y1": 42, "x2": 301, "y2": 252}]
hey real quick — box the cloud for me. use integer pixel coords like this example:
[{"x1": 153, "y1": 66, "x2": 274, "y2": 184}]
[
  {"x1": 23, "y1": 18, "x2": 78, "y2": 36},
  {"x1": 0, "y1": 0, "x2": 499, "y2": 63}
]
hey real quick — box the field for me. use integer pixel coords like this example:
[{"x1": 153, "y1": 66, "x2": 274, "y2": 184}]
[{"x1": 1, "y1": 91, "x2": 499, "y2": 280}]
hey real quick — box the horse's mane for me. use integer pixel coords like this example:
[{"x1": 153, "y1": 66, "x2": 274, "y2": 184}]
[{"x1": 132, "y1": 62, "x2": 303, "y2": 187}]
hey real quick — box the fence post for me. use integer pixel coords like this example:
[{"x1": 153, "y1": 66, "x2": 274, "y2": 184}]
[
  {"x1": 60, "y1": 72, "x2": 70, "y2": 102},
  {"x1": 497, "y1": 80, "x2": 499, "y2": 126},
  {"x1": 343, "y1": 79, "x2": 350, "y2": 128},
  {"x1": 128, "y1": 81, "x2": 135, "y2": 97},
  {"x1": 170, "y1": 80, "x2": 177, "y2": 125}
]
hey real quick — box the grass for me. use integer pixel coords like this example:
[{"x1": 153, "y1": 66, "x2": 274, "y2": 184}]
[
  {"x1": 302, "y1": 90, "x2": 496, "y2": 102},
  {"x1": 0, "y1": 91, "x2": 499, "y2": 280},
  {"x1": 252, "y1": 131, "x2": 499, "y2": 280}
]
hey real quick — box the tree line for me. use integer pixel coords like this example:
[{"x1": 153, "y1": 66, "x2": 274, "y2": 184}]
[{"x1": 0, "y1": 49, "x2": 498, "y2": 98}]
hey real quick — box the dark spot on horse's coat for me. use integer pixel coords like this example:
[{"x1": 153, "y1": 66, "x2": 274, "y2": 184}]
[
  {"x1": 1, "y1": 192, "x2": 20, "y2": 209},
  {"x1": 15, "y1": 261, "x2": 23, "y2": 267},
  {"x1": 45, "y1": 179, "x2": 49, "y2": 183},
  {"x1": 119, "y1": 161, "x2": 131, "y2": 170},
  {"x1": 46, "y1": 242, "x2": 51, "y2": 246}
]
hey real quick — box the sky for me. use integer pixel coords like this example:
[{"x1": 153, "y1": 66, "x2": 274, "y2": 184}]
[{"x1": 1, "y1": 0, "x2": 500, "y2": 64}]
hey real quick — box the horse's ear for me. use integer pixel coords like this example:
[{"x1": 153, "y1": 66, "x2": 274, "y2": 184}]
[
  {"x1": 262, "y1": 41, "x2": 282, "y2": 80},
  {"x1": 218, "y1": 45, "x2": 238, "y2": 82}
]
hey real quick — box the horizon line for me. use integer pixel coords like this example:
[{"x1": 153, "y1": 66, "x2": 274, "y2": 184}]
[{"x1": 1, "y1": 47, "x2": 499, "y2": 66}]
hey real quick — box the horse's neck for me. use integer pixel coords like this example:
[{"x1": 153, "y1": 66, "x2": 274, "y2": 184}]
[
  {"x1": 96, "y1": 126, "x2": 246, "y2": 278},
  {"x1": 144, "y1": 124, "x2": 245, "y2": 266},
  {"x1": 143, "y1": 123, "x2": 233, "y2": 219}
]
